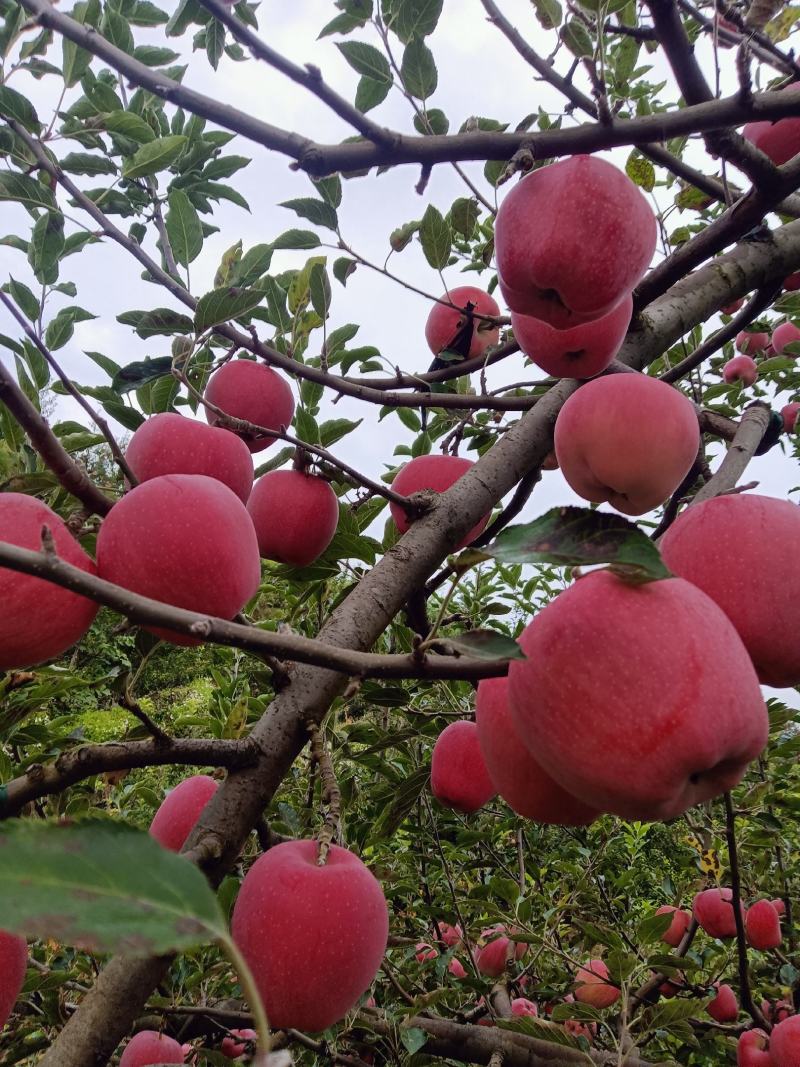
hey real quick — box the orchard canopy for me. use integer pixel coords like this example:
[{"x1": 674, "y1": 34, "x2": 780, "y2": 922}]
[{"x1": 2, "y1": 0, "x2": 800, "y2": 1064}]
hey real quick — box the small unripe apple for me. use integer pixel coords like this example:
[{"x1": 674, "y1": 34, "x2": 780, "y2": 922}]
[
  {"x1": 771, "y1": 322, "x2": 800, "y2": 355},
  {"x1": 220, "y1": 1028, "x2": 257, "y2": 1058},
  {"x1": 436, "y1": 922, "x2": 462, "y2": 947},
  {"x1": 0, "y1": 494, "x2": 99, "y2": 671},
  {"x1": 723, "y1": 355, "x2": 758, "y2": 385},
  {"x1": 475, "y1": 676, "x2": 598, "y2": 825},
  {"x1": 415, "y1": 942, "x2": 437, "y2": 963},
  {"x1": 772, "y1": 898, "x2": 788, "y2": 916},
  {"x1": 125, "y1": 413, "x2": 254, "y2": 503},
  {"x1": 722, "y1": 298, "x2": 745, "y2": 314},
  {"x1": 781, "y1": 403, "x2": 800, "y2": 432},
  {"x1": 737, "y1": 1029, "x2": 771, "y2": 1067},
  {"x1": 510, "y1": 294, "x2": 632, "y2": 379},
  {"x1": 553, "y1": 373, "x2": 700, "y2": 516},
  {"x1": 389, "y1": 455, "x2": 490, "y2": 548},
  {"x1": 574, "y1": 959, "x2": 620, "y2": 1009},
  {"x1": 205, "y1": 360, "x2": 295, "y2": 453},
  {"x1": 511, "y1": 997, "x2": 538, "y2": 1017},
  {"x1": 707, "y1": 982, "x2": 738, "y2": 1022},
  {"x1": 655, "y1": 905, "x2": 691, "y2": 947},
  {"x1": 247, "y1": 470, "x2": 339, "y2": 567},
  {"x1": 430, "y1": 720, "x2": 496, "y2": 813},
  {"x1": 508, "y1": 572, "x2": 767, "y2": 821},
  {"x1": 96, "y1": 475, "x2": 261, "y2": 645},
  {"x1": 231, "y1": 840, "x2": 389, "y2": 1032},
  {"x1": 476, "y1": 926, "x2": 526, "y2": 977},
  {"x1": 660, "y1": 493, "x2": 800, "y2": 687},
  {"x1": 746, "y1": 899, "x2": 782, "y2": 950},
  {"x1": 659, "y1": 976, "x2": 683, "y2": 998},
  {"x1": 119, "y1": 1030, "x2": 185, "y2": 1066},
  {"x1": 785, "y1": 272, "x2": 800, "y2": 291},
  {"x1": 769, "y1": 1014, "x2": 800, "y2": 1065},
  {"x1": 692, "y1": 887, "x2": 744, "y2": 939},
  {"x1": 495, "y1": 155, "x2": 656, "y2": 326},
  {"x1": 149, "y1": 775, "x2": 218, "y2": 853},
  {"x1": 448, "y1": 957, "x2": 467, "y2": 979},
  {"x1": 425, "y1": 286, "x2": 501, "y2": 359},
  {"x1": 743, "y1": 82, "x2": 800, "y2": 164},
  {"x1": 0, "y1": 931, "x2": 27, "y2": 1031},
  {"x1": 736, "y1": 331, "x2": 769, "y2": 355}
]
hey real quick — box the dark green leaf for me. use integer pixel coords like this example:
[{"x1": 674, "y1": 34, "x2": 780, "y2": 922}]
[
  {"x1": 28, "y1": 211, "x2": 65, "y2": 286},
  {"x1": 112, "y1": 357, "x2": 174, "y2": 393},
  {"x1": 561, "y1": 18, "x2": 594, "y2": 57},
  {"x1": 337, "y1": 40, "x2": 392, "y2": 83},
  {"x1": 637, "y1": 911, "x2": 675, "y2": 945},
  {"x1": 205, "y1": 17, "x2": 226, "y2": 69},
  {"x1": 166, "y1": 188, "x2": 203, "y2": 266},
  {"x1": 133, "y1": 44, "x2": 181, "y2": 66},
  {"x1": 100, "y1": 7, "x2": 134, "y2": 53},
  {"x1": 61, "y1": 152, "x2": 118, "y2": 176},
  {"x1": 117, "y1": 308, "x2": 195, "y2": 338},
  {"x1": 355, "y1": 74, "x2": 392, "y2": 112},
  {"x1": 400, "y1": 38, "x2": 437, "y2": 99},
  {"x1": 390, "y1": 0, "x2": 443, "y2": 42},
  {"x1": 123, "y1": 135, "x2": 187, "y2": 179},
  {"x1": 272, "y1": 229, "x2": 321, "y2": 251},
  {"x1": 103, "y1": 110, "x2": 156, "y2": 144},
  {"x1": 333, "y1": 256, "x2": 357, "y2": 286},
  {"x1": 309, "y1": 262, "x2": 332, "y2": 320},
  {"x1": 5, "y1": 278, "x2": 40, "y2": 322},
  {"x1": 280, "y1": 197, "x2": 338, "y2": 232},
  {"x1": 419, "y1": 203, "x2": 451, "y2": 270},
  {"x1": 413, "y1": 107, "x2": 449, "y2": 134},
  {"x1": 532, "y1": 0, "x2": 563, "y2": 28},
  {"x1": 44, "y1": 307, "x2": 97, "y2": 351},
  {"x1": 195, "y1": 287, "x2": 265, "y2": 331},
  {"x1": 439, "y1": 629, "x2": 525, "y2": 661},
  {"x1": 234, "y1": 243, "x2": 273, "y2": 286},
  {"x1": 320, "y1": 417, "x2": 362, "y2": 446},
  {"x1": 0, "y1": 172, "x2": 57, "y2": 214},
  {"x1": 450, "y1": 197, "x2": 479, "y2": 237},
  {"x1": 0, "y1": 85, "x2": 41, "y2": 133}
]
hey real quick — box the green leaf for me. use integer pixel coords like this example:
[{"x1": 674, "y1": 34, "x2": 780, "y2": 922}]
[
  {"x1": 400, "y1": 1028, "x2": 428, "y2": 1055},
  {"x1": 28, "y1": 211, "x2": 65, "y2": 286},
  {"x1": 103, "y1": 110, "x2": 156, "y2": 144},
  {"x1": 450, "y1": 197, "x2": 479, "y2": 238},
  {"x1": 373, "y1": 764, "x2": 430, "y2": 838},
  {"x1": 355, "y1": 74, "x2": 392, "y2": 112},
  {"x1": 0, "y1": 85, "x2": 41, "y2": 133},
  {"x1": 333, "y1": 256, "x2": 357, "y2": 286},
  {"x1": 561, "y1": 17, "x2": 594, "y2": 57},
  {"x1": 100, "y1": 7, "x2": 134, "y2": 53},
  {"x1": 337, "y1": 40, "x2": 392, "y2": 83},
  {"x1": 112, "y1": 357, "x2": 174, "y2": 394},
  {"x1": 280, "y1": 197, "x2": 338, "y2": 232},
  {"x1": 312, "y1": 174, "x2": 343, "y2": 208},
  {"x1": 206, "y1": 17, "x2": 226, "y2": 69},
  {"x1": 309, "y1": 262, "x2": 332, "y2": 320},
  {"x1": 0, "y1": 820, "x2": 224, "y2": 955},
  {"x1": 485, "y1": 506, "x2": 672, "y2": 583},
  {"x1": 401, "y1": 38, "x2": 438, "y2": 99},
  {"x1": 419, "y1": 203, "x2": 451, "y2": 270},
  {"x1": 123, "y1": 135, "x2": 187, "y2": 179},
  {"x1": 44, "y1": 307, "x2": 97, "y2": 351},
  {"x1": 626, "y1": 152, "x2": 656, "y2": 192},
  {"x1": 234, "y1": 243, "x2": 274, "y2": 286},
  {"x1": 61, "y1": 0, "x2": 98, "y2": 86},
  {"x1": 133, "y1": 44, "x2": 181, "y2": 66},
  {"x1": 532, "y1": 0, "x2": 563, "y2": 29},
  {"x1": 440, "y1": 629, "x2": 525, "y2": 661},
  {"x1": 413, "y1": 107, "x2": 449, "y2": 134},
  {"x1": 100, "y1": 401, "x2": 145, "y2": 432},
  {"x1": 5, "y1": 277, "x2": 40, "y2": 322},
  {"x1": 320, "y1": 417, "x2": 362, "y2": 446},
  {"x1": 637, "y1": 911, "x2": 675, "y2": 945},
  {"x1": 272, "y1": 229, "x2": 321, "y2": 251},
  {"x1": 254, "y1": 445, "x2": 294, "y2": 477},
  {"x1": 118, "y1": 308, "x2": 195, "y2": 339},
  {"x1": 294, "y1": 407, "x2": 320, "y2": 444},
  {"x1": 0, "y1": 172, "x2": 57, "y2": 214},
  {"x1": 195, "y1": 287, "x2": 265, "y2": 331},
  {"x1": 166, "y1": 188, "x2": 203, "y2": 266},
  {"x1": 60, "y1": 152, "x2": 118, "y2": 176},
  {"x1": 390, "y1": 0, "x2": 443, "y2": 42}
]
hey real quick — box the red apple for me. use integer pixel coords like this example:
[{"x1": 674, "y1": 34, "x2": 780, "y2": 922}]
[
  {"x1": 655, "y1": 905, "x2": 691, "y2": 947},
  {"x1": 763, "y1": 998, "x2": 793, "y2": 1023},
  {"x1": 510, "y1": 293, "x2": 632, "y2": 379},
  {"x1": 494, "y1": 155, "x2": 656, "y2": 327},
  {"x1": 436, "y1": 922, "x2": 462, "y2": 947},
  {"x1": 430, "y1": 720, "x2": 496, "y2": 814},
  {"x1": 119, "y1": 1030, "x2": 185, "y2": 1066},
  {"x1": 0, "y1": 494, "x2": 99, "y2": 670},
  {"x1": 574, "y1": 959, "x2": 620, "y2": 1009},
  {"x1": 736, "y1": 331, "x2": 769, "y2": 355},
  {"x1": 475, "y1": 676, "x2": 598, "y2": 825},
  {"x1": 708, "y1": 982, "x2": 739, "y2": 1022},
  {"x1": 220, "y1": 1028, "x2": 257, "y2": 1058},
  {"x1": 692, "y1": 887, "x2": 744, "y2": 939},
  {"x1": 231, "y1": 840, "x2": 389, "y2": 1032},
  {"x1": 425, "y1": 286, "x2": 500, "y2": 359},
  {"x1": 722, "y1": 298, "x2": 745, "y2": 314},
  {"x1": 769, "y1": 1015, "x2": 800, "y2": 1065},
  {"x1": 0, "y1": 932, "x2": 27, "y2": 1032},
  {"x1": 743, "y1": 83, "x2": 800, "y2": 165},
  {"x1": 784, "y1": 272, "x2": 800, "y2": 291},
  {"x1": 507, "y1": 571, "x2": 768, "y2": 821},
  {"x1": 724, "y1": 355, "x2": 758, "y2": 385},
  {"x1": 511, "y1": 997, "x2": 538, "y2": 1017},
  {"x1": 746, "y1": 899, "x2": 782, "y2": 950},
  {"x1": 389, "y1": 455, "x2": 490, "y2": 548},
  {"x1": 476, "y1": 927, "x2": 527, "y2": 977},
  {"x1": 247, "y1": 470, "x2": 339, "y2": 567},
  {"x1": 771, "y1": 322, "x2": 800, "y2": 356},
  {"x1": 659, "y1": 976, "x2": 683, "y2": 998},
  {"x1": 415, "y1": 942, "x2": 437, "y2": 962},
  {"x1": 149, "y1": 775, "x2": 218, "y2": 853},
  {"x1": 96, "y1": 474, "x2": 261, "y2": 646},
  {"x1": 553, "y1": 373, "x2": 700, "y2": 515},
  {"x1": 773, "y1": 899, "x2": 788, "y2": 916},
  {"x1": 737, "y1": 1029, "x2": 771, "y2": 1067},
  {"x1": 781, "y1": 403, "x2": 799, "y2": 432},
  {"x1": 660, "y1": 493, "x2": 800, "y2": 687},
  {"x1": 448, "y1": 957, "x2": 467, "y2": 979},
  {"x1": 125, "y1": 413, "x2": 254, "y2": 503},
  {"x1": 204, "y1": 360, "x2": 295, "y2": 453}
]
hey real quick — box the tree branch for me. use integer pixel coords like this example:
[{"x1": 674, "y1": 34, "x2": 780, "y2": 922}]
[
  {"x1": 724, "y1": 792, "x2": 768, "y2": 1029},
  {"x1": 690, "y1": 402, "x2": 771, "y2": 503}
]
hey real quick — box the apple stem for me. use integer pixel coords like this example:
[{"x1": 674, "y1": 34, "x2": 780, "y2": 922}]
[{"x1": 220, "y1": 934, "x2": 272, "y2": 1056}]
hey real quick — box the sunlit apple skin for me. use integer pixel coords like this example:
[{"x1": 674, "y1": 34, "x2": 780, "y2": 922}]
[
  {"x1": 736, "y1": 331, "x2": 769, "y2": 355},
  {"x1": 743, "y1": 83, "x2": 800, "y2": 165},
  {"x1": 0, "y1": 494, "x2": 99, "y2": 671},
  {"x1": 693, "y1": 887, "x2": 744, "y2": 938},
  {"x1": 119, "y1": 1030, "x2": 185, "y2": 1066},
  {"x1": 724, "y1": 355, "x2": 759, "y2": 385},
  {"x1": 660, "y1": 493, "x2": 800, "y2": 687},
  {"x1": 781, "y1": 403, "x2": 799, "y2": 432},
  {"x1": 769, "y1": 1015, "x2": 800, "y2": 1066},
  {"x1": 436, "y1": 922, "x2": 462, "y2": 947},
  {"x1": 746, "y1": 899, "x2": 783, "y2": 950},
  {"x1": 475, "y1": 677, "x2": 598, "y2": 825},
  {"x1": 448, "y1": 957, "x2": 467, "y2": 979},
  {"x1": 507, "y1": 571, "x2": 768, "y2": 822},
  {"x1": 247, "y1": 470, "x2": 339, "y2": 566},
  {"x1": 574, "y1": 959, "x2": 620, "y2": 1009},
  {"x1": 553, "y1": 373, "x2": 700, "y2": 516},
  {"x1": 389, "y1": 455, "x2": 489, "y2": 549},
  {"x1": 495, "y1": 155, "x2": 656, "y2": 327},
  {"x1": 220, "y1": 1028, "x2": 257, "y2": 1058},
  {"x1": 125, "y1": 413, "x2": 254, "y2": 503},
  {"x1": 96, "y1": 474, "x2": 261, "y2": 646},
  {"x1": 511, "y1": 998, "x2": 539, "y2": 1017},
  {"x1": 430, "y1": 720, "x2": 496, "y2": 814},
  {"x1": 655, "y1": 905, "x2": 691, "y2": 947},
  {"x1": 510, "y1": 294, "x2": 632, "y2": 379},
  {"x1": 425, "y1": 286, "x2": 501, "y2": 359},
  {"x1": 476, "y1": 927, "x2": 527, "y2": 977},
  {"x1": 0, "y1": 932, "x2": 27, "y2": 1032},
  {"x1": 708, "y1": 983, "x2": 739, "y2": 1022},
  {"x1": 737, "y1": 1028, "x2": 771, "y2": 1067},
  {"x1": 771, "y1": 322, "x2": 800, "y2": 355},
  {"x1": 773, "y1": 899, "x2": 788, "y2": 917},
  {"x1": 415, "y1": 942, "x2": 437, "y2": 963},
  {"x1": 231, "y1": 840, "x2": 389, "y2": 1033},
  {"x1": 205, "y1": 360, "x2": 295, "y2": 453},
  {"x1": 149, "y1": 775, "x2": 218, "y2": 853}
]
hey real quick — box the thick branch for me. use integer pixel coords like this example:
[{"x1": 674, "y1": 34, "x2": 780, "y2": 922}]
[{"x1": 690, "y1": 402, "x2": 771, "y2": 503}]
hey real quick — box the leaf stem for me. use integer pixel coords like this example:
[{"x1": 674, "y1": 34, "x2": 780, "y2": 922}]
[{"x1": 219, "y1": 934, "x2": 272, "y2": 1056}]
